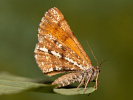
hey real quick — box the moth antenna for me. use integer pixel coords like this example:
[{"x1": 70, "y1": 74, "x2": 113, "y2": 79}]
[
  {"x1": 86, "y1": 40, "x2": 99, "y2": 66},
  {"x1": 99, "y1": 59, "x2": 108, "y2": 67}
]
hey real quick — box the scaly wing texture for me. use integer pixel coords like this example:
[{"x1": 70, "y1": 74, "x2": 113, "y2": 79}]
[
  {"x1": 35, "y1": 34, "x2": 87, "y2": 76},
  {"x1": 34, "y1": 7, "x2": 92, "y2": 76}
]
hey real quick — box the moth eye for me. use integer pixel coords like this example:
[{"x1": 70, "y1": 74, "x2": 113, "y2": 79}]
[{"x1": 99, "y1": 69, "x2": 101, "y2": 73}]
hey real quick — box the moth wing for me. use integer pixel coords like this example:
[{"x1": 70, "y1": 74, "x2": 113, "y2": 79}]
[{"x1": 35, "y1": 7, "x2": 92, "y2": 76}]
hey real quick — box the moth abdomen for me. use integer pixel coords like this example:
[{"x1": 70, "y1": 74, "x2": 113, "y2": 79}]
[{"x1": 52, "y1": 72, "x2": 83, "y2": 87}]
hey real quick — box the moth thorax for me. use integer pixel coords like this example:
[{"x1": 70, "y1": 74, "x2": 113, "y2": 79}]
[{"x1": 90, "y1": 66, "x2": 100, "y2": 81}]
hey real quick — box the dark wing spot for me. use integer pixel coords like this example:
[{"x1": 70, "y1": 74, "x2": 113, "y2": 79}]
[
  {"x1": 61, "y1": 47, "x2": 66, "y2": 51},
  {"x1": 60, "y1": 53, "x2": 64, "y2": 59},
  {"x1": 53, "y1": 40, "x2": 57, "y2": 44},
  {"x1": 48, "y1": 50, "x2": 52, "y2": 55}
]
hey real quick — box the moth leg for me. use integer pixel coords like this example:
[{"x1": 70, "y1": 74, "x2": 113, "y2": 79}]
[
  {"x1": 75, "y1": 75, "x2": 86, "y2": 91},
  {"x1": 94, "y1": 73, "x2": 99, "y2": 90},
  {"x1": 83, "y1": 74, "x2": 92, "y2": 94}
]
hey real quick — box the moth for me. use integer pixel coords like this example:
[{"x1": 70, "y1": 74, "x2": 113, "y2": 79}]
[{"x1": 34, "y1": 7, "x2": 101, "y2": 93}]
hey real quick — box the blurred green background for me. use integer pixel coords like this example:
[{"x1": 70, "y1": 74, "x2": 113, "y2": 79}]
[{"x1": 0, "y1": 0, "x2": 133, "y2": 100}]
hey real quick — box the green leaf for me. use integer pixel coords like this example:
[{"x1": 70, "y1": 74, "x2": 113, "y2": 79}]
[
  {"x1": 54, "y1": 87, "x2": 96, "y2": 95},
  {"x1": 0, "y1": 72, "x2": 56, "y2": 95},
  {"x1": 0, "y1": 72, "x2": 96, "y2": 96}
]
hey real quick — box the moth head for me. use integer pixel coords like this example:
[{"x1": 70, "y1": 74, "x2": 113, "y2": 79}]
[
  {"x1": 96, "y1": 66, "x2": 100, "y2": 73},
  {"x1": 89, "y1": 66, "x2": 100, "y2": 81}
]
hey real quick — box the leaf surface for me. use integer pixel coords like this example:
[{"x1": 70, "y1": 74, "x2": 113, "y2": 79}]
[{"x1": 0, "y1": 72, "x2": 96, "y2": 96}]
